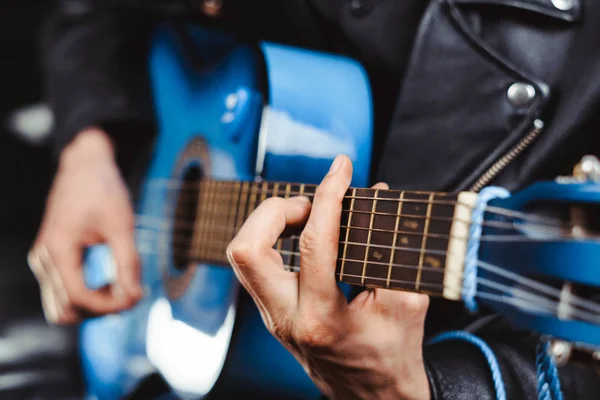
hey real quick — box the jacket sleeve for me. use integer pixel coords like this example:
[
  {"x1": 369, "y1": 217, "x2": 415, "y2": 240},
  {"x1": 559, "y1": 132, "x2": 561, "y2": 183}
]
[
  {"x1": 424, "y1": 329, "x2": 600, "y2": 400},
  {"x1": 42, "y1": 0, "x2": 156, "y2": 163}
]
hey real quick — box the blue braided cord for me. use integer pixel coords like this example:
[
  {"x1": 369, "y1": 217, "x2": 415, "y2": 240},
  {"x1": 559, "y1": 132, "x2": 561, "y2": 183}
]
[
  {"x1": 463, "y1": 186, "x2": 510, "y2": 312},
  {"x1": 536, "y1": 342, "x2": 564, "y2": 400},
  {"x1": 428, "y1": 331, "x2": 506, "y2": 400}
]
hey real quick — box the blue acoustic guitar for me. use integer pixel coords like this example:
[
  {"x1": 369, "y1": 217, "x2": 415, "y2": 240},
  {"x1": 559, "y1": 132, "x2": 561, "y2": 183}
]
[{"x1": 81, "y1": 25, "x2": 600, "y2": 399}]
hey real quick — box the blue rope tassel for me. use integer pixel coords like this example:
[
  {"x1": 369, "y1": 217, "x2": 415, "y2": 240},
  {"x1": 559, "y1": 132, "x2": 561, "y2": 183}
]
[
  {"x1": 536, "y1": 342, "x2": 564, "y2": 400},
  {"x1": 463, "y1": 186, "x2": 510, "y2": 312},
  {"x1": 429, "y1": 331, "x2": 507, "y2": 400}
]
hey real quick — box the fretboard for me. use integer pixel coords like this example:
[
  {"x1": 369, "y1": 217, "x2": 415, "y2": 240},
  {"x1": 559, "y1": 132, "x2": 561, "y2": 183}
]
[{"x1": 175, "y1": 180, "x2": 476, "y2": 301}]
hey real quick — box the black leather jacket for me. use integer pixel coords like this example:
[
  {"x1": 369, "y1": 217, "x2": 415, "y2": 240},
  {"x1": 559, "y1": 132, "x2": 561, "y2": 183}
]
[{"x1": 43, "y1": 0, "x2": 600, "y2": 398}]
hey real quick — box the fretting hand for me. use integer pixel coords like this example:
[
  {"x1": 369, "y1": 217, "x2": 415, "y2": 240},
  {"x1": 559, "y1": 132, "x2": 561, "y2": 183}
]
[
  {"x1": 227, "y1": 155, "x2": 431, "y2": 400},
  {"x1": 28, "y1": 128, "x2": 143, "y2": 324}
]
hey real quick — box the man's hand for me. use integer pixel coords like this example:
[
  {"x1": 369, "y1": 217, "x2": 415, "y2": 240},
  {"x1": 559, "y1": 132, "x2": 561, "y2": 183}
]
[
  {"x1": 28, "y1": 127, "x2": 143, "y2": 324},
  {"x1": 227, "y1": 155, "x2": 431, "y2": 400}
]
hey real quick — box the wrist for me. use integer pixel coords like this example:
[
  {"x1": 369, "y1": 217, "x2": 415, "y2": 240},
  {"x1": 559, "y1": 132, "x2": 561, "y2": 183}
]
[
  {"x1": 389, "y1": 363, "x2": 431, "y2": 400},
  {"x1": 59, "y1": 127, "x2": 116, "y2": 168}
]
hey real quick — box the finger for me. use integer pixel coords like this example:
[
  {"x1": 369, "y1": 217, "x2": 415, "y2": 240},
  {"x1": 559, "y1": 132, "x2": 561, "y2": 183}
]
[
  {"x1": 45, "y1": 237, "x2": 132, "y2": 318},
  {"x1": 105, "y1": 218, "x2": 144, "y2": 303},
  {"x1": 371, "y1": 182, "x2": 389, "y2": 190},
  {"x1": 298, "y1": 155, "x2": 352, "y2": 311},
  {"x1": 372, "y1": 289, "x2": 429, "y2": 325},
  {"x1": 227, "y1": 196, "x2": 311, "y2": 320}
]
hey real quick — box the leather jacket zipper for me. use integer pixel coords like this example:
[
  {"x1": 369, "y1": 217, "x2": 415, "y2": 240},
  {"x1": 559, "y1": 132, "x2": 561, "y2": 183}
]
[{"x1": 470, "y1": 119, "x2": 545, "y2": 192}]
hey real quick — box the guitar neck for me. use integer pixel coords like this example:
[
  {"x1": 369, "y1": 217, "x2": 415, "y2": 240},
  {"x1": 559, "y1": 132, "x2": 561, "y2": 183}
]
[{"x1": 182, "y1": 179, "x2": 477, "y2": 301}]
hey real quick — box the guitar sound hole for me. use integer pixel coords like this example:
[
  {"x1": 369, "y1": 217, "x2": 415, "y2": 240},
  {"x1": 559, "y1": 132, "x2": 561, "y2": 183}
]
[{"x1": 172, "y1": 165, "x2": 202, "y2": 271}]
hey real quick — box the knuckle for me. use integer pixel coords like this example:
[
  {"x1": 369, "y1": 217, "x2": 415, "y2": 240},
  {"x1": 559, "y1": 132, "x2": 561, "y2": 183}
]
[
  {"x1": 298, "y1": 228, "x2": 319, "y2": 254},
  {"x1": 292, "y1": 317, "x2": 338, "y2": 349},
  {"x1": 403, "y1": 293, "x2": 429, "y2": 315},
  {"x1": 67, "y1": 288, "x2": 89, "y2": 310},
  {"x1": 226, "y1": 240, "x2": 258, "y2": 267},
  {"x1": 299, "y1": 225, "x2": 337, "y2": 256},
  {"x1": 268, "y1": 317, "x2": 292, "y2": 343}
]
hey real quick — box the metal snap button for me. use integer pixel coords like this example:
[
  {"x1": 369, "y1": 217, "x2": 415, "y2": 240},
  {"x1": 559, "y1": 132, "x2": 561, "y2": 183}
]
[
  {"x1": 349, "y1": 0, "x2": 372, "y2": 17},
  {"x1": 551, "y1": 0, "x2": 574, "y2": 11},
  {"x1": 507, "y1": 82, "x2": 536, "y2": 108}
]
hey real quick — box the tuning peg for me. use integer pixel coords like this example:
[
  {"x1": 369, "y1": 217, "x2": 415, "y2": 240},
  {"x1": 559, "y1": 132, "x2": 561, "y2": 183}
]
[{"x1": 573, "y1": 155, "x2": 600, "y2": 182}]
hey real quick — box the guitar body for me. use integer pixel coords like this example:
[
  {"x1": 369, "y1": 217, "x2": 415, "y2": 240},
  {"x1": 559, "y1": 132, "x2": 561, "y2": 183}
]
[{"x1": 81, "y1": 25, "x2": 372, "y2": 399}]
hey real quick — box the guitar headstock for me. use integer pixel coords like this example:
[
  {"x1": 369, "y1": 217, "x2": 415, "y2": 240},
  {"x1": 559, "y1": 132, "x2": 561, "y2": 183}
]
[{"x1": 477, "y1": 155, "x2": 600, "y2": 360}]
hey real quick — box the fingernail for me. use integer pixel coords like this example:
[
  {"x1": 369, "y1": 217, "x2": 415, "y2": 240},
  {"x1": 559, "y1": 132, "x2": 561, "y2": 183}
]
[{"x1": 328, "y1": 156, "x2": 343, "y2": 175}]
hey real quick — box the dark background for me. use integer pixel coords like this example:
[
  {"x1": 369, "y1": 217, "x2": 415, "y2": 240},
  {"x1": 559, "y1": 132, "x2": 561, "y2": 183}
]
[{"x1": 0, "y1": 1, "x2": 83, "y2": 398}]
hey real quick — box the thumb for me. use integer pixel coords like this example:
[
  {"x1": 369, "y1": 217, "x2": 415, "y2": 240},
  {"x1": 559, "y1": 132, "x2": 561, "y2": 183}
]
[{"x1": 104, "y1": 210, "x2": 143, "y2": 302}]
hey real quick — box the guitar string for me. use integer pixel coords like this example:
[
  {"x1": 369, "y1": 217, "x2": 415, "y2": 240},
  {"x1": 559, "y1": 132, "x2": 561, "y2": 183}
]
[
  {"x1": 151, "y1": 195, "x2": 565, "y2": 233},
  {"x1": 135, "y1": 213, "x2": 593, "y2": 243},
  {"x1": 137, "y1": 186, "x2": 570, "y2": 234},
  {"x1": 134, "y1": 211, "x2": 596, "y2": 310},
  {"x1": 137, "y1": 184, "x2": 573, "y2": 244},
  {"x1": 133, "y1": 230, "x2": 600, "y2": 316},
  {"x1": 133, "y1": 246, "x2": 600, "y2": 324},
  {"x1": 136, "y1": 179, "x2": 564, "y2": 227}
]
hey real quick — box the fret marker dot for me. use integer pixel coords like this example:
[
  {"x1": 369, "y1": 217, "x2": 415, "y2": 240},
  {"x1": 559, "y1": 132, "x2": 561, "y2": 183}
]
[
  {"x1": 425, "y1": 256, "x2": 441, "y2": 268},
  {"x1": 372, "y1": 251, "x2": 383, "y2": 261},
  {"x1": 404, "y1": 221, "x2": 418, "y2": 230}
]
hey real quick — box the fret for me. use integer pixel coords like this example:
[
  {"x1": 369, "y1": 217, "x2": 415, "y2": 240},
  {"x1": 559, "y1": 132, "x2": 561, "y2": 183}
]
[
  {"x1": 300, "y1": 183, "x2": 316, "y2": 198},
  {"x1": 420, "y1": 193, "x2": 457, "y2": 285},
  {"x1": 276, "y1": 183, "x2": 293, "y2": 253},
  {"x1": 387, "y1": 192, "x2": 429, "y2": 292},
  {"x1": 224, "y1": 181, "x2": 240, "y2": 245},
  {"x1": 418, "y1": 193, "x2": 456, "y2": 290},
  {"x1": 360, "y1": 190, "x2": 400, "y2": 287},
  {"x1": 415, "y1": 193, "x2": 435, "y2": 291},
  {"x1": 260, "y1": 181, "x2": 268, "y2": 203},
  {"x1": 191, "y1": 181, "x2": 207, "y2": 260},
  {"x1": 246, "y1": 182, "x2": 259, "y2": 220},
  {"x1": 234, "y1": 182, "x2": 250, "y2": 235},
  {"x1": 207, "y1": 180, "x2": 223, "y2": 261},
  {"x1": 197, "y1": 180, "x2": 215, "y2": 260},
  {"x1": 230, "y1": 181, "x2": 243, "y2": 237},
  {"x1": 337, "y1": 188, "x2": 356, "y2": 282},
  {"x1": 212, "y1": 181, "x2": 225, "y2": 254},
  {"x1": 338, "y1": 188, "x2": 370, "y2": 285},
  {"x1": 190, "y1": 180, "x2": 202, "y2": 260},
  {"x1": 288, "y1": 184, "x2": 306, "y2": 269},
  {"x1": 360, "y1": 189, "x2": 378, "y2": 285},
  {"x1": 213, "y1": 181, "x2": 229, "y2": 257},
  {"x1": 387, "y1": 191, "x2": 404, "y2": 288},
  {"x1": 273, "y1": 183, "x2": 283, "y2": 253}
]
